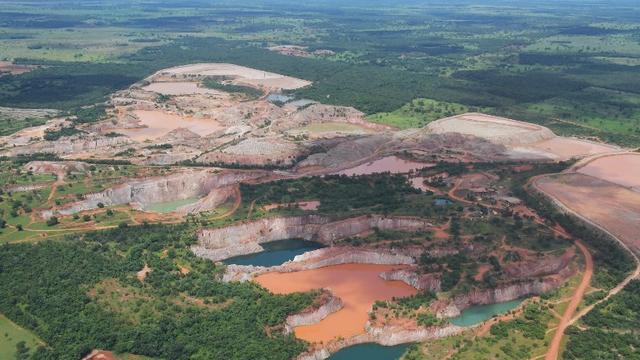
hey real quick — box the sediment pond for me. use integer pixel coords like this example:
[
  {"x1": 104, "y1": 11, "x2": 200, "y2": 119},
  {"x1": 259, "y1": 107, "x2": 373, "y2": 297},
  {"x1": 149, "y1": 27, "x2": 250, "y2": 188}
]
[
  {"x1": 328, "y1": 299, "x2": 524, "y2": 359},
  {"x1": 255, "y1": 263, "x2": 417, "y2": 343},
  {"x1": 328, "y1": 343, "x2": 410, "y2": 360},
  {"x1": 223, "y1": 239, "x2": 324, "y2": 267},
  {"x1": 450, "y1": 299, "x2": 523, "y2": 326},
  {"x1": 145, "y1": 196, "x2": 200, "y2": 213}
]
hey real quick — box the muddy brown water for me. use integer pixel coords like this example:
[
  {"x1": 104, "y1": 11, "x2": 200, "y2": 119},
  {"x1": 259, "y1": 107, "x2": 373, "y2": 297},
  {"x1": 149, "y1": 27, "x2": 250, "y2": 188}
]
[
  {"x1": 335, "y1": 156, "x2": 433, "y2": 176},
  {"x1": 115, "y1": 110, "x2": 223, "y2": 141},
  {"x1": 255, "y1": 263, "x2": 417, "y2": 343}
]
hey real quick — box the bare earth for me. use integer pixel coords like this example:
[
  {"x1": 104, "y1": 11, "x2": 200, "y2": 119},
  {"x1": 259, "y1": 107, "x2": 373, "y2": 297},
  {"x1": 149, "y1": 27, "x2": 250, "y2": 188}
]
[
  {"x1": 0, "y1": 61, "x2": 38, "y2": 76},
  {"x1": 427, "y1": 113, "x2": 618, "y2": 160},
  {"x1": 152, "y1": 63, "x2": 311, "y2": 90},
  {"x1": 535, "y1": 173, "x2": 640, "y2": 255},
  {"x1": 576, "y1": 153, "x2": 640, "y2": 189},
  {"x1": 114, "y1": 110, "x2": 223, "y2": 141},
  {"x1": 141, "y1": 81, "x2": 223, "y2": 96},
  {"x1": 335, "y1": 156, "x2": 433, "y2": 176}
]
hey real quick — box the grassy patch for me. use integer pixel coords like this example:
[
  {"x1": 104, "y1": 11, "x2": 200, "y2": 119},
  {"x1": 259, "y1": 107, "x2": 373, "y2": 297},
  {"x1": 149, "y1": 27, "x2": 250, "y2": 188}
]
[
  {"x1": 0, "y1": 314, "x2": 44, "y2": 360},
  {"x1": 367, "y1": 98, "x2": 470, "y2": 129}
]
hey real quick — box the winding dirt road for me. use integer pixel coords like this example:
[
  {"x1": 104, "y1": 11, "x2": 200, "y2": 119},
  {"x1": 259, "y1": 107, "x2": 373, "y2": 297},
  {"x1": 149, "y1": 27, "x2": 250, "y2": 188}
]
[
  {"x1": 544, "y1": 239, "x2": 592, "y2": 360},
  {"x1": 529, "y1": 173, "x2": 640, "y2": 360}
]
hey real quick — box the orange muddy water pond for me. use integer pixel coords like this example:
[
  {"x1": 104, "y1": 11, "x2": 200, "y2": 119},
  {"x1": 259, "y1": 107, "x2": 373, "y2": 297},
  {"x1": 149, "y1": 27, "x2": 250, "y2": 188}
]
[
  {"x1": 255, "y1": 263, "x2": 417, "y2": 343},
  {"x1": 116, "y1": 110, "x2": 223, "y2": 141}
]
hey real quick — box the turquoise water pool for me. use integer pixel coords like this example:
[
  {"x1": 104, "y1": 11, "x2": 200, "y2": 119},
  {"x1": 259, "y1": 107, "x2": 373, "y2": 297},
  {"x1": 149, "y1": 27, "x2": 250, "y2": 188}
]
[
  {"x1": 328, "y1": 343, "x2": 410, "y2": 360},
  {"x1": 327, "y1": 299, "x2": 523, "y2": 359},
  {"x1": 450, "y1": 299, "x2": 523, "y2": 327},
  {"x1": 145, "y1": 197, "x2": 200, "y2": 213},
  {"x1": 223, "y1": 239, "x2": 324, "y2": 267}
]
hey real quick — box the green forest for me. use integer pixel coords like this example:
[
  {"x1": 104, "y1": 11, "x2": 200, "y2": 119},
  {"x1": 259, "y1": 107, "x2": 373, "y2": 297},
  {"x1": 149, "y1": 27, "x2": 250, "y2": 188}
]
[{"x1": 0, "y1": 224, "x2": 316, "y2": 360}]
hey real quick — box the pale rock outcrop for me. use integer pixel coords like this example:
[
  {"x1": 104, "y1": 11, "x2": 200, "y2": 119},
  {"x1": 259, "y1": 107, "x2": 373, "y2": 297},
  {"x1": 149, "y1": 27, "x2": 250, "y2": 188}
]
[
  {"x1": 41, "y1": 169, "x2": 254, "y2": 218},
  {"x1": 287, "y1": 247, "x2": 415, "y2": 271},
  {"x1": 175, "y1": 185, "x2": 236, "y2": 215},
  {"x1": 220, "y1": 247, "x2": 414, "y2": 283},
  {"x1": 23, "y1": 160, "x2": 91, "y2": 175},
  {"x1": 380, "y1": 268, "x2": 440, "y2": 291},
  {"x1": 285, "y1": 292, "x2": 343, "y2": 331},
  {"x1": 193, "y1": 215, "x2": 433, "y2": 262},
  {"x1": 436, "y1": 269, "x2": 574, "y2": 318},
  {"x1": 2, "y1": 134, "x2": 133, "y2": 157},
  {"x1": 365, "y1": 323, "x2": 463, "y2": 346},
  {"x1": 296, "y1": 323, "x2": 463, "y2": 360},
  {"x1": 503, "y1": 246, "x2": 575, "y2": 279}
]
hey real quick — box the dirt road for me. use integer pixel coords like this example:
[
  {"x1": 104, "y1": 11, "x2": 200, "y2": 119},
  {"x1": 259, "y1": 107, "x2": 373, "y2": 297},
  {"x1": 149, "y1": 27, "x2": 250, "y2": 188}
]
[
  {"x1": 544, "y1": 239, "x2": 593, "y2": 360},
  {"x1": 529, "y1": 173, "x2": 640, "y2": 359}
]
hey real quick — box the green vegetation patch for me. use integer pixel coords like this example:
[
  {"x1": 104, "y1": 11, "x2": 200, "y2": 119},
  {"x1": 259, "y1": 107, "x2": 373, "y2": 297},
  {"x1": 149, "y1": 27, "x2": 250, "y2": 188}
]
[
  {"x1": 564, "y1": 280, "x2": 640, "y2": 359},
  {"x1": 0, "y1": 314, "x2": 44, "y2": 360},
  {"x1": 0, "y1": 224, "x2": 317, "y2": 359},
  {"x1": 202, "y1": 77, "x2": 263, "y2": 99},
  {"x1": 368, "y1": 98, "x2": 471, "y2": 129}
]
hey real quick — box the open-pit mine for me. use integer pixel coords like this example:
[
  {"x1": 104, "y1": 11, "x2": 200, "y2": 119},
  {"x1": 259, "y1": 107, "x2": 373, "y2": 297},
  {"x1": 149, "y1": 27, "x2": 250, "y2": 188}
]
[{"x1": 1, "y1": 62, "x2": 635, "y2": 360}]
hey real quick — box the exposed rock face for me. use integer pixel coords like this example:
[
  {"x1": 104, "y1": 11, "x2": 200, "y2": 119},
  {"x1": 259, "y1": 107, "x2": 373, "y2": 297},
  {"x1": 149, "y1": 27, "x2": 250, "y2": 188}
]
[
  {"x1": 220, "y1": 247, "x2": 415, "y2": 282},
  {"x1": 2, "y1": 134, "x2": 133, "y2": 157},
  {"x1": 23, "y1": 160, "x2": 90, "y2": 175},
  {"x1": 297, "y1": 135, "x2": 390, "y2": 170},
  {"x1": 193, "y1": 215, "x2": 433, "y2": 262},
  {"x1": 271, "y1": 104, "x2": 390, "y2": 133},
  {"x1": 380, "y1": 268, "x2": 440, "y2": 291},
  {"x1": 365, "y1": 323, "x2": 463, "y2": 346},
  {"x1": 196, "y1": 137, "x2": 304, "y2": 167},
  {"x1": 388, "y1": 132, "x2": 508, "y2": 161},
  {"x1": 3, "y1": 183, "x2": 49, "y2": 192},
  {"x1": 503, "y1": 246, "x2": 576, "y2": 279},
  {"x1": 285, "y1": 247, "x2": 415, "y2": 271},
  {"x1": 296, "y1": 323, "x2": 463, "y2": 360},
  {"x1": 175, "y1": 185, "x2": 236, "y2": 215},
  {"x1": 285, "y1": 292, "x2": 343, "y2": 331},
  {"x1": 41, "y1": 169, "x2": 256, "y2": 218},
  {"x1": 436, "y1": 268, "x2": 574, "y2": 318}
]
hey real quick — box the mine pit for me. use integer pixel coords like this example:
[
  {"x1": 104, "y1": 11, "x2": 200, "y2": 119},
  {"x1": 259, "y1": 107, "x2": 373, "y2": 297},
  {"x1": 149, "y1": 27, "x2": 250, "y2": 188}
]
[
  {"x1": 114, "y1": 110, "x2": 223, "y2": 141},
  {"x1": 255, "y1": 263, "x2": 417, "y2": 343}
]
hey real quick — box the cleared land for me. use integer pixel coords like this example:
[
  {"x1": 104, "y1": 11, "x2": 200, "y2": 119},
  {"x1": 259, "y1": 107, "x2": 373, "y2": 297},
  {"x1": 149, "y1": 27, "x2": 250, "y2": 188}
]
[
  {"x1": 141, "y1": 82, "x2": 222, "y2": 96},
  {"x1": 334, "y1": 156, "x2": 433, "y2": 176},
  {"x1": 0, "y1": 61, "x2": 38, "y2": 76},
  {"x1": 535, "y1": 173, "x2": 640, "y2": 255},
  {"x1": 0, "y1": 314, "x2": 44, "y2": 359},
  {"x1": 576, "y1": 153, "x2": 640, "y2": 189},
  {"x1": 428, "y1": 113, "x2": 618, "y2": 160},
  {"x1": 153, "y1": 63, "x2": 311, "y2": 90}
]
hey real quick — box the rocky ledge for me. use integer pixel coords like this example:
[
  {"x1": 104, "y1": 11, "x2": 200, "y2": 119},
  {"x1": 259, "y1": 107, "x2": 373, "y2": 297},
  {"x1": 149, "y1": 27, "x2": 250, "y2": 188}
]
[
  {"x1": 41, "y1": 169, "x2": 258, "y2": 219},
  {"x1": 285, "y1": 291, "x2": 344, "y2": 332},
  {"x1": 221, "y1": 246, "x2": 415, "y2": 282},
  {"x1": 193, "y1": 214, "x2": 433, "y2": 262}
]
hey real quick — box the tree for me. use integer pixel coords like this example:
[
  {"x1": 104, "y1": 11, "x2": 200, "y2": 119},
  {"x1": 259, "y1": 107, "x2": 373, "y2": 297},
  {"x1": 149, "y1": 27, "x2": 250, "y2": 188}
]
[
  {"x1": 46, "y1": 216, "x2": 59, "y2": 226},
  {"x1": 15, "y1": 341, "x2": 30, "y2": 360}
]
